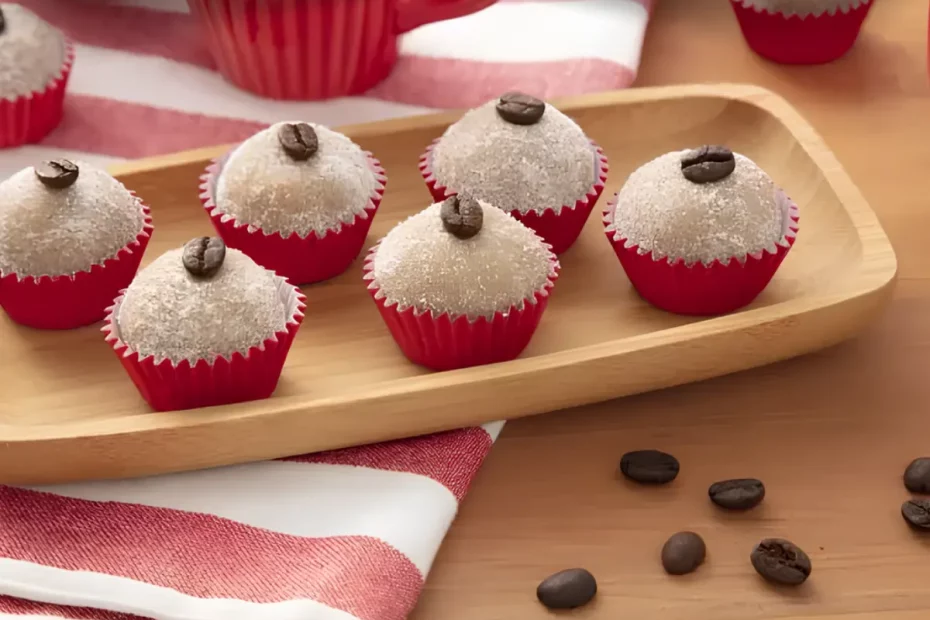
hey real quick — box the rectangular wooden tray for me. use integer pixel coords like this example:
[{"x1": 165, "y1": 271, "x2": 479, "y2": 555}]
[{"x1": 0, "y1": 84, "x2": 896, "y2": 484}]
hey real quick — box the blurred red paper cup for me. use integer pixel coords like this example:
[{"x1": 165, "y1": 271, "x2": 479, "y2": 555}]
[{"x1": 187, "y1": 0, "x2": 497, "y2": 100}]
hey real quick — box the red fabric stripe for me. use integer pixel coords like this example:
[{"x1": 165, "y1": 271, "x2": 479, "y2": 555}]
[
  {"x1": 0, "y1": 596, "x2": 144, "y2": 619},
  {"x1": 368, "y1": 56, "x2": 637, "y2": 108},
  {"x1": 283, "y1": 427, "x2": 494, "y2": 501},
  {"x1": 0, "y1": 486, "x2": 423, "y2": 620},
  {"x1": 43, "y1": 94, "x2": 265, "y2": 159},
  {"x1": 16, "y1": 0, "x2": 213, "y2": 68}
]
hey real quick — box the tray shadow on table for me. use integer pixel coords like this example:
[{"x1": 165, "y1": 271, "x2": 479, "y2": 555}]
[{"x1": 0, "y1": 86, "x2": 893, "y2": 483}]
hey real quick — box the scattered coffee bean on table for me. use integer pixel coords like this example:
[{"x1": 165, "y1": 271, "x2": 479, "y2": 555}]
[
  {"x1": 661, "y1": 531, "x2": 706, "y2": 575},
  {"x1": 536, "y1": 568, "x2": 597, "y2": 610},
  {"x1": 619, "y1": 450, "x2": 680, "y2": 484},
  {"x1": 708, "y1": 478, "x2": 766, "y2": 510},
  {"x1": 750, "y1": 538, "x2": 811, "y2": 585},
  {"x1": 904, "y1": 457, "x2": 930, "y2": 494},
  {"x1": 901, "y1": 498, "x2": 930, "y2": 530}
]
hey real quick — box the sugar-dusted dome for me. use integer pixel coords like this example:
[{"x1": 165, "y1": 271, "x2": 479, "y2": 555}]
[
  {"x1": 214, "y1": 121, "x2": 381, "y2": 237},
  {"x1": 0, "y1": 3, "x2": 66, "y2": 98},
  {"x1": 0, "y1": 160, "x2": 146, "y2": 277},
  {"x1": 429, "y1": 94, "x2": 597, "y2": 215},
  {"x1": 736, "y1": 0, "x2": 867, "y2": 17},
  {"x1": 606, "y1": 147, "x2": 791, "y2": 266},
  {"x1": 116, "y1": 242, "x2": 289, "y2": 364},
  {"x1": 368, "y1": 196, "x2": 558, "y2": 319}
]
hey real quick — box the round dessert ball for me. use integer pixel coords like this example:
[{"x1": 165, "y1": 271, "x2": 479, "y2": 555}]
[
  {"x1": 116, "y1": 240, "x2": 288, "y2": 364},
  {"x1": 741, "y1": 0, "x2": 863, "y2": 17},
  {"x1": 429, "y1": 95, "x2": 597, "y2": 215},
  {"x1": 369, "y1": 196, "x2": 557, "y2": 319},
  {"x1": 0, "y1": 159, "x2": 146, "y2": 278},
  {"x1": 215, "y1": 121, "x2": 380, "y2": 238},
  {"x1": 606, "y1": 147, "x2": 790, "y2": 265},
  {"x1": 0, "y1": 3, "x2": 67, "y2": 98}
]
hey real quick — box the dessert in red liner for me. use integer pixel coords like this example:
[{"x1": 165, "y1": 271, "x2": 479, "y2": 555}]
[
  {"x1": 419, "y1": 92, "x2": 608, "y2": 255},
  {"x1": 0, "y1": 159, "x2": 154, "y2": 329},
  {"x1": 187, "y1": 0, "x2": 495, "y2": 100},
  {"x1": 103, "y1": 238, "x2": 306, "y2": 412},
  {"x1": 603, "y1": 146, "x2": 800, "y2": 316},
  {"x1": 730, "y1": 0, "x2": 873, "y2": 65},
  {"x1": 200, "y1": 121, "x2": 386, "y2": 285},
  {"x1": 365, "y1": 195, "x2": 559, "y2": 371},
  {"x1": 0, "y1": 4, "x2": 75, "y2": 147}
]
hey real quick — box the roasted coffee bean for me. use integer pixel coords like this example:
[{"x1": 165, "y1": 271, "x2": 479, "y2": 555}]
[
  {"x1": 661, "y1": 531, "x2": 706, "y2": 575},
  {"x1": 496, "y1": 92, "x2": 545, "y2": 125},
  {"x1": 750, "y1": 538, "x2": 811, "y2": 585},
  {"x1": 278, "y1": 122, "x2": 319, "y2": 161},
  {"x1": 536, "y1": 568, "x2": 597, "y2": 610},
  {"x1": 619, "y1": 449, "x2": 680, "y2": 484},
  {"x1": 901, "y1": 498, "x2": 930, "y2": 530},
  {"x1": 34, "y1": 159, "x2": 79, "y2": 189},
  {"x1": 182, "y1": 236, "x2": 226, "y2": 277},
  {"x1": 904, "y1": 458, "x2": 930, "y2": 494},
  {"x1": 708, "y1": 478, "x2": 765, "y2": 510},
  {"x1": 680, "y1": 145, "x2": 736, "y2": 184},
  {"x1": 440, "y1": 193, "x2": 483, "y2": 239}
]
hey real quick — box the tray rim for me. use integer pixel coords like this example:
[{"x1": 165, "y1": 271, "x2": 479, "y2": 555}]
[{"x1": 0, "y1": 83, "x2": 897, "y2": 482}]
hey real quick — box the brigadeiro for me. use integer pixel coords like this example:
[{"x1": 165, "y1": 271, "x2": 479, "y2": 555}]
[
  {"x1": 199, "y1": 121, "x2": 386, "y2": 285},
  {"x1": 103, "y1": 237, "x2": 306, "y2": 412},
  {"x1": 0, "y1": 159, "x2": 153, "y2": 329},
  {"x1": 365, "y1": 194, "x2": 559, "y2": 371},
  {"x1": 0, "y1": 3, "x2": 75, "y2": 146},
  {"x1": 730, "y1": 0, "x2": 873, "y2": 65},
  {"x1": 420, "y1": 92, "x2": 608, "y2": 254},
  {"x1": 603, "y1": 145, "x2": 799, "y2": 315}
]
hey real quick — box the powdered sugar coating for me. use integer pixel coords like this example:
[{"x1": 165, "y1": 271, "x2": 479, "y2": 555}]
[
  {"x1": 606, "y1": 150, "x2": 788, "y2": 266},
  {"x1": 738, "y1": 0, "x2": 868, "y2": 17},
  {"x1": 0, "y1": 162, "x2": 145, "y2": 277},
  {"x1": 0, "y1": 4, "x2": 65, "y2": 99},
  {"x1": 430, "y1": 99, "x2": 596, "y2": 216},
  {"x1": 117, "y1": 246, "x2": 288, "y2": 364},
  {"x1": 214, "y1": 121, "x2": 379, "y2": 237},
  {"x1": 370, "y1": 201, "x2": 557, "y2": 319}
]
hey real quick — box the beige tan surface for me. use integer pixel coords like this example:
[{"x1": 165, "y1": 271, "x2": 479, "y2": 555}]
[
  {"x1": 408, "y1": 1, "x2": 930, "y2": 619},
  {"x1": 0, "y1": 82, "x2": 892, "y2": 484}
]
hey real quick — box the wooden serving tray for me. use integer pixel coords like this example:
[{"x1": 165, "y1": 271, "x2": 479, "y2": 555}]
[{"x1": 0, "y1": 84, "x2": 895, "y2": 484}]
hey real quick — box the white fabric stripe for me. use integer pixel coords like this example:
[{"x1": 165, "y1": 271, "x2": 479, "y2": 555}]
[
  {"x1": 400, "y1": 0, "x2": 648, "y2": 65},
  {"x1": 0, "y1": 560, "x2": 360, "y2": 620},
  {"x1": 25, "y1": 460, "x2": 457, "y2": 574},
  {"x1": 67, "y1": 45, "x2": 436, "y2": 125},
  {"x1": 482, "y1": 421, "x2": 505, "y2": 441},
  {"x1": 0, "y1": 148, "x2": 120, "y2": 182}
]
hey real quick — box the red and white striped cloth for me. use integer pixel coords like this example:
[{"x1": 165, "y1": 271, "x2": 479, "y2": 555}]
[{"x1": 0, "y1": 1, "x2": 651, "y2": 618}]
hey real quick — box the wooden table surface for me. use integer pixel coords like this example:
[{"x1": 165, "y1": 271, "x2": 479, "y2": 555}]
[{"x1": 411, "y1": 1, "x2": 930, "y2": 618}]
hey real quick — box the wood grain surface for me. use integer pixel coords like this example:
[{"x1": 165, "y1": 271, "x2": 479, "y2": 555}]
[{"x1": 410, "y1": 1, "x2": 930, "y2": 618}]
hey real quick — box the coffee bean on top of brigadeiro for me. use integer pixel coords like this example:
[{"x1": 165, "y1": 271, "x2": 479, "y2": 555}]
[
  {"x1": 750, "y1": 538, "x2": 812, "y2": 586},
  {"x1": 904, "y1": 457, "x2": 930, "y2": 494},
  {"x1": 661, "y1": 531, "x2": 706, "y2": 575},
  {"x1": 536, "y1": 568, "x2": 597, "y2": 610},
  {"x1": 708, "y1": 478, "x2": 765, "y2": 510},
  {"x1": 619, "y1": 449, "x2": 680, "y2": 484}
]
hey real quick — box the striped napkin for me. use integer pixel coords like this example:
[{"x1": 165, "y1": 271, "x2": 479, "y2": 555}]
[{"x1": 0, "y1": 0, "x2": 651, "y2": 618}]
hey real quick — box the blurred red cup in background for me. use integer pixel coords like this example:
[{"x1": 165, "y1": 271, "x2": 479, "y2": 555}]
[{"x1": 188, "y1": 0, "x2": 497, "y2": 101}]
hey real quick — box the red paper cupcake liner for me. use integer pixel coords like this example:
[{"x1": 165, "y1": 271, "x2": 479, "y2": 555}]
[
  {"x1": 419, "y1": 139, "x2": 609, "y2": 255},
  {"x1": 0, "y1": 196, "x2": 153, "y2": 330},
  {"x1": 0, "y1": 39, "x2": 74, "y2": 148},
  {"x1": 200, "y1": 152, "x2": 386, "y2": 286},
  {"x1": 103, "y1": 278, "x2": 306, "y2": 412},
  {"x1": 603, "y1": 193, "x2": 800, "y2": 316},
  {"x1": 363, "y1": 244, "x2": 559, "y2": 371},
  {"x1": 730, "y1": 0, "x2": 872, "y2": 64}
]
